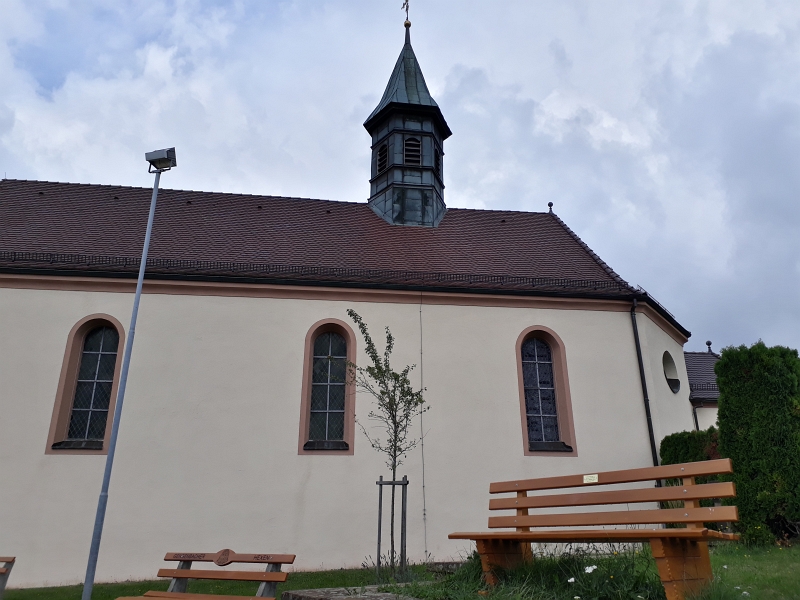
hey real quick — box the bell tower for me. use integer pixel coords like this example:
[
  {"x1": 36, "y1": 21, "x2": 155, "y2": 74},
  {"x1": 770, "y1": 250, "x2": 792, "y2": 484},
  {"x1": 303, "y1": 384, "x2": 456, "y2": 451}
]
[{"x1": 364, "y1": 20, "x2": 452, "y2": 227}]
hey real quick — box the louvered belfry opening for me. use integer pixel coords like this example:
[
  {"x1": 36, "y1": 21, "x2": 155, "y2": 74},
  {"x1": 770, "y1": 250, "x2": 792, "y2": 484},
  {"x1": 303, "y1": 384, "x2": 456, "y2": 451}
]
[
  {"x1": 404, "y1": 137, "x2": 421, "y2": 165},
  {"x1": 377, "y1": 144, "x2": 389, "y2": 172}
]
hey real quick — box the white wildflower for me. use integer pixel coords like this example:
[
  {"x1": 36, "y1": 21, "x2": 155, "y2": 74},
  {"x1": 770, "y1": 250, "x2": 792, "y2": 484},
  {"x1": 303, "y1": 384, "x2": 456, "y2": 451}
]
[
  {"x1": 584, "y1": 565, "x2": 598, "y2": 574},
  {"x1": 742, "y1": 593, "x2": 750, "y2": 597},
  {"x1": 723, "y1": 565, "x2": 728, "y2": 569},
  {"x1": 567, "y1": 577, "x2": 575, "y2": 583}
]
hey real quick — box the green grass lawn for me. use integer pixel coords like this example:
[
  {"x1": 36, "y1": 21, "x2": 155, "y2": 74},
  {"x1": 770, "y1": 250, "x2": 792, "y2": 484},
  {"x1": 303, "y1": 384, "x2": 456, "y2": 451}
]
[
  {"x1": 6, "y1": 545, "x2": 799, "y2": 600},
  {"x1": 389, "y1": 544, "x2": 800, "y2": 600},
  {"x1": 705, "y1": 544, "x2": 800, "y2": 599},
  {"x1": 6, "y1": 565, "x2": 431, "y2": 600}
]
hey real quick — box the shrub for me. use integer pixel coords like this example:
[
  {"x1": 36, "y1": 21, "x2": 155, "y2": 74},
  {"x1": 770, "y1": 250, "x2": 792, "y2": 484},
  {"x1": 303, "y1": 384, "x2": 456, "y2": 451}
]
[
  {"x1": 716, "y1": 341, "x2": 800, "y2": 544},
  {"x1": 659, "y1": 427, "x2": 721, "y2": 523},
  {"x1": 660, "y1": 427, "x2": 720, "y2": 467}
]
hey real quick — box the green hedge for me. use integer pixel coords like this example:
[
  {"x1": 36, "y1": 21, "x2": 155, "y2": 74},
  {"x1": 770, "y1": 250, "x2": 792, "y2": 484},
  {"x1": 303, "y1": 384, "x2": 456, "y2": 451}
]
[
  {"x1": 716, "y1": 341, "x2": 800, "y2": 544},
  {"x1": 660, "y1": 427, "x2": 720, "y2": 466},
  {"x1": 660, "y1": 427, "x2": 721, "y2": 521}
]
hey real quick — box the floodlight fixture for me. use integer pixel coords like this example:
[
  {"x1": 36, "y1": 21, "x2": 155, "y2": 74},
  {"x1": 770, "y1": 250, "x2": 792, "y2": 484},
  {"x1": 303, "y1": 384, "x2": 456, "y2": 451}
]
[{"x1": 145, "y1": 147, "x2": 177, "y2": 172}]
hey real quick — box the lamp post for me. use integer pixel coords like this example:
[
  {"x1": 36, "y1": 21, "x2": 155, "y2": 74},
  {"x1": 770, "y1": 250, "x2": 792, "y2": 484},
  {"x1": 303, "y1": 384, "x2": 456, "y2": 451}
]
[{"x1": 81, "y1": 148, "x2": 177, "y2": 600}]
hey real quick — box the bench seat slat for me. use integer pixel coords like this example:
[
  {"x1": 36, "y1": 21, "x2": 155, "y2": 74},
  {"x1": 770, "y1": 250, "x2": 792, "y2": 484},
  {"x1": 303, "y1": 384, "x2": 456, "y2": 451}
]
[
  {"x1": 490, "y1": 459, "x2": 733, "y2": 493},
  {"x1": 449, "y1": 528, "x2": 740, "y2": 542},
  {"x1": 164, "y1": 554, "x2": 294, "y2": 565},
  {"x1": 488, "y1": 505, "x2": 738, "y2": 528},
  {"x1": 0, "y1": 568, "x2": 7, "y2": 575},
  {"x1": 156, "y1": 570, "x2": 287, "y2": 583},
  {"x1": 144, "y1": 592, "x2": 270, "y2": 600},
  {"x1": 0, "y1": 558, "x2": 15, "y2": 563},
  {"x1": 489, "y1": 482, "x2": 736, "y2": 510}
]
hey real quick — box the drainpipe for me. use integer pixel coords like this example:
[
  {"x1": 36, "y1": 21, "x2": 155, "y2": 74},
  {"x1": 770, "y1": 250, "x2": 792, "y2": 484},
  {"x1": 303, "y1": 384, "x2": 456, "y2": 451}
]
[{"x1": 630, "y1": 299, "x2": 660, "y2": 469}]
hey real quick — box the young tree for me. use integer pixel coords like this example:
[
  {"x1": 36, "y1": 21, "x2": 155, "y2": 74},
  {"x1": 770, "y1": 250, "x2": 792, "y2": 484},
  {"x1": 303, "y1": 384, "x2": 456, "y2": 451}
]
[{"x1": 346, "y1": 309, "x2": 428, "y2": 572}]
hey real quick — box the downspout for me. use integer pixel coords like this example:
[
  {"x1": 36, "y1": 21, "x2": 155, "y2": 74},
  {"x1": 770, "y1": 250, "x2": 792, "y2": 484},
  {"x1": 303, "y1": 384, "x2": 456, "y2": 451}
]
[{"x1": 631, "y1": 299, "x2": 660, "y2": 469}]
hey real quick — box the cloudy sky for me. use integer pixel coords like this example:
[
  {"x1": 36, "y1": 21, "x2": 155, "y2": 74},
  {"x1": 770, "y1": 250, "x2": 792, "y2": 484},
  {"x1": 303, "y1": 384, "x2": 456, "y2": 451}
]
[{"x1": 1, "y1": 0, "x2": 799, "y2": 352}]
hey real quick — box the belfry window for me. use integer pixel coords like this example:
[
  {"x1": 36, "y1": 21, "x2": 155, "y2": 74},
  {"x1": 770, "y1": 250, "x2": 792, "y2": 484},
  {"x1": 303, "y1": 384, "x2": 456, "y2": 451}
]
[
  {"x1": 377, "y1": 144, "x2": 388, "y2": 173},
  {"x1": 404, "y1": 137, "x2": 421, "y2": 165},
  {"x1": 434, "y1": 148, "x2": 441, "y2": 175}
]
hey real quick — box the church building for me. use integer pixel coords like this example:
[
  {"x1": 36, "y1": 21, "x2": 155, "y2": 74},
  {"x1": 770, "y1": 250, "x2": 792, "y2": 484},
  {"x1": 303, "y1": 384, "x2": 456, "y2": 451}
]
[{"x1": 0, "y1": 22, "x2": 695, "y2": 587}]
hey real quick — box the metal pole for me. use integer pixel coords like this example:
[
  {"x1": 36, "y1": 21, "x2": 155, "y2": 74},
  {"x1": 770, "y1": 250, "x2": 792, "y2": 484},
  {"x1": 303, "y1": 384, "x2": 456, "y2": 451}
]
[
  {"x1": 400, "y1": 475, "x2": 408, "y2": 576},
  {"x1": 81, "y1": 170, "x2": 162, "y2": 600},
  {"x1": 376, "y1": 476, "x2": 383, "y2": 581}
]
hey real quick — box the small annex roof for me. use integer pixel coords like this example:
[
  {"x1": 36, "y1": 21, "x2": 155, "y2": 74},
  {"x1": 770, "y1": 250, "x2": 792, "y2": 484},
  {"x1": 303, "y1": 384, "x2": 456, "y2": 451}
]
[
  {"x1": 0, "y1": 178, "x2": 688, "y2": 337},
  {"x1": 363, "y1": 23, "x2": 451, "y2": 137},
  {"x1": 685, "y1": 349, "x2": 720, "y2": 403}
]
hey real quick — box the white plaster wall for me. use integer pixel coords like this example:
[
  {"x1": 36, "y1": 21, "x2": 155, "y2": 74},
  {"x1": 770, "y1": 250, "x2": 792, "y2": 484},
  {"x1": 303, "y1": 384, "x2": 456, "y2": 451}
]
[
  {"x1": 636, "y1": 313, "x2": 696, "y2": 456},
  {"x1": 695, "y1": 407, "x2": 719, "y2": 431},
  {"x1": 1, "y1": 286, "x2": 683, "y2": 587}
]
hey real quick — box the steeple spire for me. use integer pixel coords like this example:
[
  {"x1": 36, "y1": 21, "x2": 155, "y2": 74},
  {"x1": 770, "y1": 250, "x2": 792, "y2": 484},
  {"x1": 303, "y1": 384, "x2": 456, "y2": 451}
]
[{"x1": 364, "y1": 21, "x2": 451, "y2": 227}]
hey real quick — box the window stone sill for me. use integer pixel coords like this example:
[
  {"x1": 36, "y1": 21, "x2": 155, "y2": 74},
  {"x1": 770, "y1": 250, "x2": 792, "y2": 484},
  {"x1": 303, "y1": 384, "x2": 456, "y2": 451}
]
[
  {"x1": 51, "y1": 440, "x2": 104, "y2": 450},
  {"x1": 529, "y1": 441, "x2": 573, "y2": 453},
  {"x1": 303, "y1": 440, "x2": 349, "y2": 451}
]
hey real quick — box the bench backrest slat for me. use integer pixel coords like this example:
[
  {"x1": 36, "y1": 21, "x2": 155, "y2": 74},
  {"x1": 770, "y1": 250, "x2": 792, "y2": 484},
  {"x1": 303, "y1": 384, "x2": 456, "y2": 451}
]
[
  {"x1": 164, "y1": 552, "x2": 294, "y2": 565},
  {"x1": 157, "y1": 569, "x2": 287, "y2": 583},
  {"x1": 488, "y1": 505, "x2": 738, "y2": 528},
  {"x1": 489, "y1": 459, "x2": 733, "y2": 493},
  {"x1": 0, "y1": 559, "x2": 14, "y2": 564},
  {"x1": 489, "y1": 481, "x2": 735, "y2": 511}
]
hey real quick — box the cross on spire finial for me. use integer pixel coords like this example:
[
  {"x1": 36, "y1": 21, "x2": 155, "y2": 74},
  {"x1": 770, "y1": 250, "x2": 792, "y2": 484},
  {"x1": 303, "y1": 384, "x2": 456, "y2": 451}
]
[{"x1": 402, "y1": 0, "x2": 409, "y2": 20}]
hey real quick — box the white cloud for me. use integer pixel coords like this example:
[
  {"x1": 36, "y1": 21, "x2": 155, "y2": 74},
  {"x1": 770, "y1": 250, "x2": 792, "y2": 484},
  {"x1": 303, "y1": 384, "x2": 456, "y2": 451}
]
[{"x1": 1, "y1": 0, "x2": 800, "y2": 351}]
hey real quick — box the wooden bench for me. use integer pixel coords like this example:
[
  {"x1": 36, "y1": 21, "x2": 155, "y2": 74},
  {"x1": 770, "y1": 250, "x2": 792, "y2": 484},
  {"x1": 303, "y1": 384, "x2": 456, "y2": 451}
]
[
  {"x1": 117, "y1": 549, "x2": 295, "y2": 600},
  {"x1": 449, "y1": 459, "x2": 739, "y2": 600},
  {"x1": 0, "y1": 557, "x2": 15, "y2": 600}
]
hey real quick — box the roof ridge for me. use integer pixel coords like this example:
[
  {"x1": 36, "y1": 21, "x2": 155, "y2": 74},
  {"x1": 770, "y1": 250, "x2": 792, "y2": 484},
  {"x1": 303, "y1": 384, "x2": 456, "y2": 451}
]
[{"x1": 548, "y1": 211, "x2": 631, "y2": 287}]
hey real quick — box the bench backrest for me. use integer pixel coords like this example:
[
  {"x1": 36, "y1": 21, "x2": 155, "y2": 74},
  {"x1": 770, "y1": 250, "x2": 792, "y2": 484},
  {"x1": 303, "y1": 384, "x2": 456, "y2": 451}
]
[
  {"x1": 159, "y1": 549, "x2": 295, "y2": 599},
  {"x1": 487, "y1": 459, "x2": 738, "y2": 530}
]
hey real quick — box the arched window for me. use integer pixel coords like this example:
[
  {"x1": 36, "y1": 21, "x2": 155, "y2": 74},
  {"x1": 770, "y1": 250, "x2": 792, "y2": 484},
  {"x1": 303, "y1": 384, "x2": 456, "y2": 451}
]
[
  {"x1": 47, "y1": 315, "x2": 125, "y2": 454},
  {"x1": 309, "y1": 332, "x2": 347, "y2": 444},
  {"x1": 67, "y1": 326, "x2": 119, "y2": 442},
  {"x1": 404, "y1": 137, "x2": 421, "y2": 165},
  {"x1": 377, "y1": 144, "x2": 388, "y2": 173},
  {"x1": 522, "y1": 337, "x2": 559, "y2": 444},
  {"x1": 298, "y1": 319, "x2": 356, "y2": 454},
  {"x1": 516, "y1": 327, "x2": 577, "y2": 455}
]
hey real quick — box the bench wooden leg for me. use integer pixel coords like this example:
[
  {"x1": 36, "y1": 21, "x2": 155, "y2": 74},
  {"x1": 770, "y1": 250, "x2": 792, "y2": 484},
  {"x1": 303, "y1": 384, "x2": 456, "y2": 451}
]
[
  {"x1": 649, "y1": 538, "x2": 712, "y2": 600},
  {"x1": 475, "y1": 539, "x2": 532, "y2": 585}
]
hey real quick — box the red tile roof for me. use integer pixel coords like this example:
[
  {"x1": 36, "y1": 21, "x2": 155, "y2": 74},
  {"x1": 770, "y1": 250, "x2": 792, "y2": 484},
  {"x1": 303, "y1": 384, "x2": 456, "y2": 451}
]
[{"x1": 0, "y1": 179, "x2": 688, "y2": 335}]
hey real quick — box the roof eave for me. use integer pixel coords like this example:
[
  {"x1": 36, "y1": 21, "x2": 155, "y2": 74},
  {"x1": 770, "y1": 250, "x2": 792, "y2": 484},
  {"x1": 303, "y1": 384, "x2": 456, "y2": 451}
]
[{"x1": 363, "y1": 102, "x2": 452, "y2": 139}]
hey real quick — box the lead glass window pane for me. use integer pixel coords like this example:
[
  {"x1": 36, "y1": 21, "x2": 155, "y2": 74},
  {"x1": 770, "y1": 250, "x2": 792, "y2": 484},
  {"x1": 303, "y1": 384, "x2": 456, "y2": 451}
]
[
  {"x1": 308, "y1": 331, "x2": 347, "y2": 441},
  {"x1": 67, "y1": 326, "x2": 119, "y2": 441},
  {"x1": 521, "y1": 337, "x2": 559, "y2": 443}
]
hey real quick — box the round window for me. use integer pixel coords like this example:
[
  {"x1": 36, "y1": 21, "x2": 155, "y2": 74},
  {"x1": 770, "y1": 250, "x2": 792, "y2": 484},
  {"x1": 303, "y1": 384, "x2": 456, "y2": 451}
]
[{"x1": 662, "y1": 351, "x2": 680, "y2": 393}]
